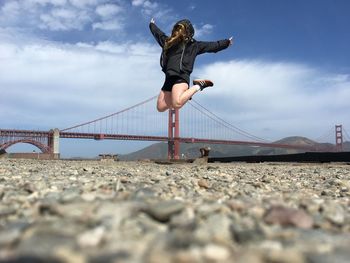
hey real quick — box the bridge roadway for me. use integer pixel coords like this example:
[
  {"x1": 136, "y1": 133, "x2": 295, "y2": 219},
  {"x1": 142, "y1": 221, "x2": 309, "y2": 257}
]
[
  {"x1": 57, "y1": 130, "x2": 321, "y2": 151},
  {"x1": 0, "y1": 129, "x2": 328, "y2": 153}
]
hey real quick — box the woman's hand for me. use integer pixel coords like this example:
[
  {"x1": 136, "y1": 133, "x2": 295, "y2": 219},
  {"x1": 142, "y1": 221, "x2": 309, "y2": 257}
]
[
  {"x1": 150, "y1": 18, "x2": 155, "y2": 24},
  {"x1": 229, "y1": 36, "x2": 234, "y2": 46}
]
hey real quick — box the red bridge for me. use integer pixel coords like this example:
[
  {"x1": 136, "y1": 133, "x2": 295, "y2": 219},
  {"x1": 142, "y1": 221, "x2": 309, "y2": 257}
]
[{"x1": 0, "y1": 96, "x2": 346, "y2": 159}]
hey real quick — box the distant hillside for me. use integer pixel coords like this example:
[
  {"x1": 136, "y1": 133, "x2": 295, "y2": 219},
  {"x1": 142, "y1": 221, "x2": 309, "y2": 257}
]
[
  {"x1": 344, "y1": 141, "x2": 350, "y2": 151},
  {"x1": 254, "y1": 136, "x2": 333, "y2": 155},
  {"x1": 119, "y1": 142, "x2": 257, "y2": 161},
  {"x1": 118, "y1": 142, "x2": 168, "y2": 161},
  {"x1": 119, "y1": 136, "x2": 339, "y2": 161}
]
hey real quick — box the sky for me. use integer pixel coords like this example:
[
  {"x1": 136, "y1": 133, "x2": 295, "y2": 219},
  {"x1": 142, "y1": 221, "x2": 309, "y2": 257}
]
[{"x1": 1, "y1": 0, "x2": 350, "y2": 157}]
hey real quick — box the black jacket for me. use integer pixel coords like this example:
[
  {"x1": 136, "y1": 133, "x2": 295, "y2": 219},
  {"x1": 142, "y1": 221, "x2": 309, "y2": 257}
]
[{"x1": 149, "y1": 23, "x2": 230, "y2": 76}]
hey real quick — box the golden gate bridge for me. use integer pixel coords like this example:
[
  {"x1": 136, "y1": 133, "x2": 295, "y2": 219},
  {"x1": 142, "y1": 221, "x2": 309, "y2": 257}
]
[{"x1": 0, "y1": 96, "x2": 347, "y2": 159}]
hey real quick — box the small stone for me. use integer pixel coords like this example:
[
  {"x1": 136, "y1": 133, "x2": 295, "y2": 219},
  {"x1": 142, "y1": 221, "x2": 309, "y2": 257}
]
[
  {"x1": 300, "y1": 198, "x2": 324, "y2": 214},
  {"x1": 114, "y1": 177, "x2": 122, "y2": 192},
  {"x1": 263, "y1": 248, "x2": 305, "y2": 263},
  {"x1": 81, "y1": 193, "x2": 96, "y2": 202},
  {"x1": 89, "y1": 251, "x2": 131, "y2": 263},
  {"x1": 70, "y1": 169, "x2": 79, "y2": 176},
  {"x1": 250, "y1": 206, "x2": 266, "y2": 219},
  {"x1": 227, "y1": 199, "x2": 245, "y2": 212},
  {"x1": 306, "y1": 249, "x2": 350, "y2": 263},
  {"x1": 60, "y1": 188, "x2": 81, "y2": 203},
  {"x1": 198, "y1": 179, "x2": 209, "y2": 189},
  {"x1": 230, "y1": 224, "x2": 265, "y2": 244},
  {"x1": 169, "y1": 207, "x2": 196, "y2": 229},
  {"x1": 22, "y1": 182, "x2": 36, "y2": 194},
  {"x1": 203, "y1": 244, "x2": 231, "y2": 262},
  {"x1": 0, "y1": 205, "x2": 17, "y2": 217},
  {"x1": 173, "y1": 248, "x2": 201, "y2": 263},
  {"x1": 83, "y1": 167, "x2": 93, "y2": 173},
  {"x1": 118, "y1": 177, "x2": 129, "y2": 184},
  {"x1": 69, "y1": 176, "x2": 78, "y2": 181},
  {"x1": 236, "y1": 249, "x2": 264, "y2": 263},
  {"x1": 17, "y1": 230, "x2": 76, "y2": 256},
  {"x1": 264, "y1": 205, "x2": 313, "y2": 229},
  {"x1": 196, "y1": 203, "x2": 223, "y2": 218},
  {"x1": 193, "y1": 158, "x2": 208, "y2": 165},
  {"x1": 321, "y1": 202, "x2": 345, "y2": 226},
  {"x1": 77, "y1": 226, "x2": 105, "y2": 248},
  {"x1": 195, "y1": 213, "x2": 232, "y2": 245},
  {"x1": 54, "y1": 247, "x2": 86, "y2": 263},
  {"x1": 144, "y1": 200, "x2": 185, "y2": 222},
  {"x1": 132, "y1": 187, "x2": 158, "y2": 200},
  {"x1": 260, "y1": 240, "x2": 283, "y2": 251},
  {"x1": 0, "y1": 228, "x2": 22, "y2": 247}
]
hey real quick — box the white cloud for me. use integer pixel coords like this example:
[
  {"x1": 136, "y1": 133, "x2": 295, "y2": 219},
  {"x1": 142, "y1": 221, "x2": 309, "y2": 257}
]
[
  {"x1": 0, "y1": 0, "x2": 126, "y2": 32},
  {"x1": 143, "y1": 1, "x2": 158, "y2": 10},
  {"x1": 131, "y1": 0, "x2": 172, "y2": 21},
  {"x1": 1, "y1": 1, "x2": 20, "y2": 14},
  {"x1": 0, "y1": 31, "x2": 162, "y2": 130},
  {"x1": 39, "y1": 8, "x2": 90, "y2": 30},
  {"x1": 96, "y1": 4, "x2": 122, "y2": 18},
  {"x1": 0, "y1": 1, "x2": 21, "y2": 25},
  {"x1": 68, "y1": 0, "x2": 100, "y2": 8},
  {"x1": 194, "y1": 23, "x2": 214, "y2": 38},
  {"x1": 194, "y1": 60, "x2": 350, "y2": 141},
  {"x1": 28, "y1": 0, "x2": 68, "y2": 6},
  {"x1": 93, "y1": 3, "x2": 124, "y2": 31},
  {"x1": 92, "y1": 20, "x2": 123, "y2": 31},
  {"x1": 188, "y1": 4, "x2": 196, "y2": 11},
  {"x1": 139, "y1": 1, "x2": 158, "y2": 16},
  {"x1": 131, "y1": 0, "x2": 145, "y2": 7}
]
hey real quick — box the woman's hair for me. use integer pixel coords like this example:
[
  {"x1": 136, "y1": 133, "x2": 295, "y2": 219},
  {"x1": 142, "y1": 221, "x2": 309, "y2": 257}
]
[{"x1": 164, "y1": 23, "x2": 187, "y2": 51}]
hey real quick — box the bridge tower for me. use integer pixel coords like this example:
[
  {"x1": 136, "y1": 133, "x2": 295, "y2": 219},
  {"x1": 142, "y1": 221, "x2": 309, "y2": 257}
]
[
  {"x1": 335, "y1": 125, "x2": 343, "y2": 152},
  {"x1": 48, "y1": 128, "x2": 60, "y2": 159},
  {"x1": 168, "y1": 108, "x2": 180, "y2": 160}
]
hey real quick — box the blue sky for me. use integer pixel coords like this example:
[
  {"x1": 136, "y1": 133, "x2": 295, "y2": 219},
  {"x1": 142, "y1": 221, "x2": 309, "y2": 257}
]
[{"x1": 1, "y1": 0, "x2": 350, "y2": 157}]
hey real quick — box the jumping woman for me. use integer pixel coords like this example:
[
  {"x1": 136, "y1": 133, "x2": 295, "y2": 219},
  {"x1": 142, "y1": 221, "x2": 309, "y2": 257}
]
[{"x1": 150, "y1": 18, "x2": 233, "y2": 112}]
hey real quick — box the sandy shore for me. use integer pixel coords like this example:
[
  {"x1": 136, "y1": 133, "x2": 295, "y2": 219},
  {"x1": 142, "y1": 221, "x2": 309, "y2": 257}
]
[{"x1": 0, "y1": 159, "x2": 349, "y2": 262}]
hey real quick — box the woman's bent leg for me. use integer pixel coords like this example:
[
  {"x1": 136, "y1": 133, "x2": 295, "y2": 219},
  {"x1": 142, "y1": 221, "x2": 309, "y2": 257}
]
[
  {"x1": 157, "y1": 90, "x2": 172, "y2": 112},
  {"x1": 171, "y1": 83, "x2": 198, "y2": 109}
]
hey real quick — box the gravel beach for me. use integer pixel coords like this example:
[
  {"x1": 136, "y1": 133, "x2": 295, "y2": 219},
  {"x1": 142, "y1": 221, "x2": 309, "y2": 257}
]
[{"x1": 0, "y1": 158, "x2": 349, "y2": 263}]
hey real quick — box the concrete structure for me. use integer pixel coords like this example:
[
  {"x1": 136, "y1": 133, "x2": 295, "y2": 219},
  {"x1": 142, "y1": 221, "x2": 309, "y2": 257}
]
[
  {"x1": 49, "y1": 128, "x2": 60, "y2": 159},
  {"x1": 6, "y1": 153, "x2": 57, "y2": 160},
  {"x1": 0, "y1": 128, "x2": 60, "y2": 159},
  {"x1": 99, "y1": 154, "x2": 119, "y2": 162}
]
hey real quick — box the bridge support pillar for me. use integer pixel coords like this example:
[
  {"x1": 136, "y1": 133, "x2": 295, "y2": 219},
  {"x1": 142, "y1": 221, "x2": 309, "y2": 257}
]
[
  {"x1": 168, "y1": 108, "x2": 180, "y2": 160},
  {"x1": 49, "y1": 128, "x2": 60, "y2": 159},
  {"x1": 335, "y1": 125, "x2": 343, "y2": 152}
]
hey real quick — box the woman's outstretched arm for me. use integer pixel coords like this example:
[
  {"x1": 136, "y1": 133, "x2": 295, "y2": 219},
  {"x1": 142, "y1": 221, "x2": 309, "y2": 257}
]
[
  {"x1": 149, "y1": 18, "x2": 167, "y2": 48},
  {"x1": 196, "y1": 37, "x2": 233, "y2": 54}
]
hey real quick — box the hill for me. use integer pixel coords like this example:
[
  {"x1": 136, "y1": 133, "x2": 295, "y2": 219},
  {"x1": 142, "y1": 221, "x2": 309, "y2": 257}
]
[
  {"x1": 343, "y1": 141, "x2": 350, "y2": 151},
  {"x1": 119, "y1": 136, "x2": 339, "y2": 161},
  {"x1": 254, "y1": 136, "x2": 333, "y2": 155}
]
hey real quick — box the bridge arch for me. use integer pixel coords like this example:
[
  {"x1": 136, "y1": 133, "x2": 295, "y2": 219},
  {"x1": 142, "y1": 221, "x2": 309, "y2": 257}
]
[{"x1": 0, "y1": 139, "x2": 51, "y2": 154}]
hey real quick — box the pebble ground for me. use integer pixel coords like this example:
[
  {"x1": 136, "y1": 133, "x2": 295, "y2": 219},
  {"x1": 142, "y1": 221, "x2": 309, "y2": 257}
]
[{"x1": 0, "y1": 159, "x2": 349, "y2": 263}]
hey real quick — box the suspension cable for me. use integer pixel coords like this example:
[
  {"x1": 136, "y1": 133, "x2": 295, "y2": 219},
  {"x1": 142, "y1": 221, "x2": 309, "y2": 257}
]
[
  {"x1": 190, "y1": 99, "x2": 270, "y2": 142},
  {"x1": 61, "y1": 95, "x2": 157, "y2": 131},
  {"x1": 343, "y1": 127, "x2": 350, "y2": 142},
  {"x1": 313, "y1": 127, "x2": 334, "y2": 142}
]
